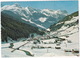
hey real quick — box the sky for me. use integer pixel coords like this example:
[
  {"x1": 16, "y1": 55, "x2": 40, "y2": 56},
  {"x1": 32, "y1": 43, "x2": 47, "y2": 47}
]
[{"x1": 1, "y1": 1, "x2": 78, "y2": 14}]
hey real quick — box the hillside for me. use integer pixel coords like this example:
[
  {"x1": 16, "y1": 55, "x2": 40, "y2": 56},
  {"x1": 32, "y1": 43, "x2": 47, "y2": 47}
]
[
  {"x1": 1, "y1": 12, "x2": 44, "y2": 42},
  {"x1": 49, "y1": 11, "x2": 79, "y2": 51},
  {"x1": 50, "y1": 11, "x2": 78, "y2": 31}
]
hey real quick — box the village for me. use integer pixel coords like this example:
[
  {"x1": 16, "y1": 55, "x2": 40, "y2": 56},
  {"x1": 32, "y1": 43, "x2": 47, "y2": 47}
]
[{"x1": 2, "y1": 31, "x2": 79, "y2": 57}]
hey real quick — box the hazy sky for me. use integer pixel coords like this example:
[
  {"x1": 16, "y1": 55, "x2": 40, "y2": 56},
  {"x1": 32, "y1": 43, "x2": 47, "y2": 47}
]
[{"x1": 1, "y1": 1, "x2": 78, "y2": 14}]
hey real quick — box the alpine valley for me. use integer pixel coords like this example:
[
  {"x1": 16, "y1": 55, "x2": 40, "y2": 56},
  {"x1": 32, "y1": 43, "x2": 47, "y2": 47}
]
[{"x1": 1, "y1": 3, "x2": 79, "y2": 57}]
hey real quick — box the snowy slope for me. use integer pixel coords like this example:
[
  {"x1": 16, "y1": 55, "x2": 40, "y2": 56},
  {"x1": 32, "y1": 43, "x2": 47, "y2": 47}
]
[
  {"x1": 49, "y1": 14, "x2": 79, "y2": 53},
  {"x1": 51, "y1": 16, "x2": 79, "y2": 36},
  {"x1": 41, "y1": 9, "x2": 68, "y2": 18}
]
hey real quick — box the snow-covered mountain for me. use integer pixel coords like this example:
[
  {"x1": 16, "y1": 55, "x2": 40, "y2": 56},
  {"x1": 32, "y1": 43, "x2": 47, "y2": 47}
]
[{"x1": 1, "y1": 4, "x2": 68, "y2": 29}]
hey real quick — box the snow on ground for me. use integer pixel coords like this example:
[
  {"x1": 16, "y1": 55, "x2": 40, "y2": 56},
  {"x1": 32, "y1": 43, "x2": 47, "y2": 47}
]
[
  {"x1": 50, "y1": 25, "x2": 79, "y2": 50},
  {"x1": 2, "y1": 48, "x2": 29, "y2": 57},
  {"x1": 60, "y1": 26, "x2": 78, "y2": 36},
  {"x1": 39, "y1": 17, "x2": 47, "y2": 22},
  {"x1": 1, "y1": 15, "x2": 79, "y2": 57},
  {"x1": 65, "y1": 16, "x2": 79, "y2": 24},
  {"x1": 1, "y1": 37, "x2": 79, "y2": 57}
]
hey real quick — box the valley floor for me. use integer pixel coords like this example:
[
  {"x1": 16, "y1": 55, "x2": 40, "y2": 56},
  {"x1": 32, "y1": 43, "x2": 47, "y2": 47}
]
[{"x1": 1, "y1": 38, "x2": 79, "y2": 57}]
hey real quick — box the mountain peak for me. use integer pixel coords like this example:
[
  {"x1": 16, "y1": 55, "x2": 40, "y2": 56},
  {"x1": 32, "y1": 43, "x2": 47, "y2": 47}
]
[
  {"x1": 12, "y1": 3, "x2": 21, "y2": 7},
  {"x1": 1, "y1": 3, "x2": 22, "y2": 11},
  {"x1": 1, "y1": 4, "x2": 68, "y2": 29}
]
